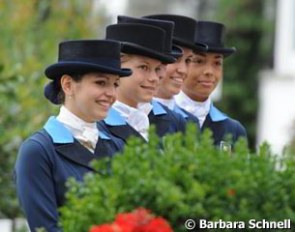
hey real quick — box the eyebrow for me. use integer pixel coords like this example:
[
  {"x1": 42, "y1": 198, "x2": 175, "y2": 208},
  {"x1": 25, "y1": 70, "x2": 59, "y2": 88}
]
[
  {"x1": 194, "y1": 52, "x2": 206, "y2": 57},
  {"x1": 136, "y1": 58, "x2": 150, "y2": 65},
  {"x1": 194, "y1": 53, "x2": 223, "y2": 59},
  {"x1": 93, "y1": 74, "x2": 119, "y2": 81}
]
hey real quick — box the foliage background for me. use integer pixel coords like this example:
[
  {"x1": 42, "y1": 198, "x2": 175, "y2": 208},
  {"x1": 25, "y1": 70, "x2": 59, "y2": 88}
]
[
  {"x1": 0, "y1": 0, "x2": 106, "y2": 222},
  {"x1": 0, "y1": 0, "x2": 276, "y2": 229},
  {"x1": 60, "y1": 126, "x2": 295, "y2": 232}
]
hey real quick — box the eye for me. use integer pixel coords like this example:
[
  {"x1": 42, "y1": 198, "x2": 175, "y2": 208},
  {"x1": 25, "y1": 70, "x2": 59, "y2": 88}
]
[
  {"x1": 138, "y1": 65, "x2": 149, "y2": 71},
  {"x1": 185, "y1": 58, "x2": 192, "y2": 64},
  {"x1": 95, "y1": 80, "x2": 106, "y2": 86},
  {"x1": 215, "y1": 60, "x2": 223, "y2": 66},
  {"x1": 155, "y1": 66, "x2": 162, "y2": 73},
  {"x1": 114, "y1": 81, "x2": 120, "y2": 88},
  {"x1": 192, "y1": 57, "x2": 204, "y2": 65}
]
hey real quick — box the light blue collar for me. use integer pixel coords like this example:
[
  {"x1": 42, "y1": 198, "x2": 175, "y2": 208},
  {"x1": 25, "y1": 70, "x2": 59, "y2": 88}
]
[
  {"x1": 174, "y1": 105, "x2": 188, "y2": 118},
  {"x1": 44, "y1": 116, "x2": 110, "y2": 143},
  {"x1": 209, "y1": 104, "x2": 228, "y2": 122},
  {"x1": 151, "y1": 100, "x2": 167, "y2": 115},
  {"x1": 104, "y1": 101, "x2": 167, "y2": 126},
  {"x1": 104, "y1": 107, "x2": 127, "y2": 126}
]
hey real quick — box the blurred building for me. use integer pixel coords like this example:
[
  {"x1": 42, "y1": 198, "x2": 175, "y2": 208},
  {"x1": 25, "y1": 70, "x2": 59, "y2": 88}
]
[{"x1": 258, "y1": 0, "x2": 295, "y2": 154}]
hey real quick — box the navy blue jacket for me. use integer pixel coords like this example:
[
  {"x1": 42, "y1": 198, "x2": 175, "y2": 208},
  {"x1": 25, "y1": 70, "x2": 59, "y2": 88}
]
[
  {"x1": 14, "y1": 117, "x2": 124, "y2": 232},
  {"x1": 98, "y1": 101, "x2": 186, "y2": 143},
  {"x1": 174, "y1": 105, "x2": 200, "y2": 128},
  {"x1": 201, "y1": 104, "x2": 247, "y2": 146}
]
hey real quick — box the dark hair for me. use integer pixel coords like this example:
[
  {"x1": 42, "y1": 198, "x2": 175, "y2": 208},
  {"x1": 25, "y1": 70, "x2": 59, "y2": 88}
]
[{"x1": 56, "y1": 74, "x2": 84, "y2": 104}]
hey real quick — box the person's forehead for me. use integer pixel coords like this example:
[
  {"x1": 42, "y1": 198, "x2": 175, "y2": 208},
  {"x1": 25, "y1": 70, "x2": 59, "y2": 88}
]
[{"x1": 133, "y1": 55, "x2": 163, "y2": 65}]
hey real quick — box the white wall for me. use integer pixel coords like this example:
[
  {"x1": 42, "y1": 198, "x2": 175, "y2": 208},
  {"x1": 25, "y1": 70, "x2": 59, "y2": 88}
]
[
  {"x1": 257, "y1": 0, "x2": 295, "y2": 154},
  {"x1": 258, "y1": 71, "x2": 295, "y2": 154},
  {"x1": 0, "y1": 218, "x2": 28, "y2": 232},
  {"x1": 274, "y1": 0, "x2": 295, "y2": 74}
]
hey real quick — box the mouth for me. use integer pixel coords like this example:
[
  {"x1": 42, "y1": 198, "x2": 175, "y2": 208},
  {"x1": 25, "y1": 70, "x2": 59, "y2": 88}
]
[
  {"x1": 170, "y1": 76, "x2": 184, "y2": 85},
  {"x1": 141, "y1": 85, "x2": 156, "y2": 92},
  {"x1": 96, "y1": 100, "x2": 112, "y2": 109},
  {"x1": 198, "y1": 80, "x2": 214, "y2": 88}
]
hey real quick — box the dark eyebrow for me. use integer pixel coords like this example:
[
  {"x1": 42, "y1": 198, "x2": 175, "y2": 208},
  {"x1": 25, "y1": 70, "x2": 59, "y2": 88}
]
[
  {"x1": 93, "y1": 74, "x2": 119, "y2": 82},
  {"x1": 194, "y1": 52, "x2": 206, "y2": 57},
  {"x1": 214, "y1": 55, "x2": 223, "y2": 59}
]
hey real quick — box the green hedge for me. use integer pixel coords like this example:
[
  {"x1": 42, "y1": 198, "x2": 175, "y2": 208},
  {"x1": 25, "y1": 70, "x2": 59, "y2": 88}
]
[{"x1": 59, "y1": 124, "x2": 295, "y2": 232}]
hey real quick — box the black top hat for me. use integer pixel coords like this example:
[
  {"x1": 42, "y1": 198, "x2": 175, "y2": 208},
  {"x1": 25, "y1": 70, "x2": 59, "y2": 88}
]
[
  {"x1": 117, "y1": 15, "x2": 183, "y2": 58},
  {"x1": 194, "y1": 21, "x2": 236, "y2": 57},
  {"x1": 45, "y1": 40, "x2": 132, "y2": 80},
  {"x1": 106, "y1": 23, "x2": 175, "y2": 64},
  {"x1": 143, "y1": 14, "x2": 207, "y2": 52}
]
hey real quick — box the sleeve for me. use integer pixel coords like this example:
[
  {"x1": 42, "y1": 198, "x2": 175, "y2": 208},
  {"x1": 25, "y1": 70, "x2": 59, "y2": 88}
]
[
  {"x1": 234, "y1": 120, "x2": 248, "y2": 143},
  {"x1": 14, "y1": 138, "x2": 62, "y2": 232}
]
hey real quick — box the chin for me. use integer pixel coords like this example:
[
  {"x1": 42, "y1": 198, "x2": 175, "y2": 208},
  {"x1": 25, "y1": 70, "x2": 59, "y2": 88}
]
[
  {"x1": 141, "y1": 97, "x2": 153, "y2": 103},
  {"x1": 171, "y1": 88, "x2": 180, "y2": 95},
  {"x1": 95, "y1": 113, "x2": 107, "y2": 121}
]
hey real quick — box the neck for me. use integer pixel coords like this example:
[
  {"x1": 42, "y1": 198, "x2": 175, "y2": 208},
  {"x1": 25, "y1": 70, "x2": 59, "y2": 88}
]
[
  {"x1": 181, "y1": 88, "x2": 209, "y2": 102},
  {"x1": 155, "y1": 89, "x2": 173, "y2": 100}
]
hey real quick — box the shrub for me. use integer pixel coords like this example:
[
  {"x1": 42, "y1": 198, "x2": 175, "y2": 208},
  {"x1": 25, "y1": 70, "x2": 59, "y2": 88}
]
[{"x1": 59, "y1": 124, "x2": 295, "y2": 232}]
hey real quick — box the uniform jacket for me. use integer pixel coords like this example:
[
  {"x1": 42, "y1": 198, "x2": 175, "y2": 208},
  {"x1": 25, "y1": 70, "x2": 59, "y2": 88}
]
[
  {"x1": 98, "y1": 100, "x2": 186, "y2": 143},
  {"x1": 201, "y1": 104, "x2": 247, "y2": 146},
  {"x1": 14, "y1": 117, "x2": 124, "y2": 232},
  {"x1": 174, "y1": 105, "x2": 200, "y2": 128}
]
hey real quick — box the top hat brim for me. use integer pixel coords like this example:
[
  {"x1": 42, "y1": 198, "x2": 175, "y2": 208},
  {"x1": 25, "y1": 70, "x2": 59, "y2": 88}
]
[
  {"x1": 173, "y1": 38, "x2": 207, "y2": 52},
  {"x1": 121, "y1": 42, "x2": 176, "y2": 64},
  {"x1": 170, "y1": 45, "x2": 183, "y2": 59},
  {"x1": 45, "y1": 61, "x2": 132, "y2": 80},
  {"x1": 207, "y1": 46, "x2": 236, "y2": 57}
]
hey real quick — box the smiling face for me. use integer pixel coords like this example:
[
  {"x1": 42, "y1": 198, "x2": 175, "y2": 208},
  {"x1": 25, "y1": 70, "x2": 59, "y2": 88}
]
[
  {"x1": 156, "y1": 46, "x2": 194, "y2": 99},
  {"x1": 117, "y1": 54, "x2": 163, "y2": 107},
  {"x1": 182, "y1": 52, "x2": 223, "y2": 102},
  {"x1": 61, "y1": 72, "x2": 119, "y2": 122}
]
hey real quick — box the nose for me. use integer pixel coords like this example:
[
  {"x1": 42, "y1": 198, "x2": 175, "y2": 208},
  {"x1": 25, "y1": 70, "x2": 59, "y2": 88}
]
[
  {"x1": 148, "y1": 71, "x2": 160, "y2": 83},
  {"x1": 203, "y1": 64, "x2": 214, "y2": 76},
  {"x1": 105, "y1": 85, "x2": 116, "y2": 98},
  {"x1": 176, "y1": 60, "x2": 188, "y2": 75}
]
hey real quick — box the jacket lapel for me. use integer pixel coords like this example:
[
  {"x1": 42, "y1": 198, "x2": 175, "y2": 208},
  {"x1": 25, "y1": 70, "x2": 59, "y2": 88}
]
[
  {"x1": 44, "y1": 116, "x2": 110, "y2": 172},
  {"x1": 103, "y1": 107, "x2": 146, "y2": 142},
  {"x1": 55, "y1": 142, "x2": 98, "y2": 172},
  {"x1": 149, "y1": 101, "x2": 170, "y2": 137},
  {"x1": 107, "y1": 124, "x2": 145, "y2": 142}
]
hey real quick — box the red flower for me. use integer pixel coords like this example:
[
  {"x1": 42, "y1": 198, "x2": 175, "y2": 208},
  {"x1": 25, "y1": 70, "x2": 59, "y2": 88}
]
[
  {"x1": 90, "y1": 208, "x2": 173, "y2": 232},
  {"x1": 90, "y1": 224, "x2": 116, "y2": 232},
  {"x1": 140, "y1": 217, "x2": 173, "y2": 232}
]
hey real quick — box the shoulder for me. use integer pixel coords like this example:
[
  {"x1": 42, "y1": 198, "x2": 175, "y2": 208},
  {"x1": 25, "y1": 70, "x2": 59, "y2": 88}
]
[
  {"x1": 225, "y1": 117, "x2": 247, "y2": 136},
  {"x1": 97, "y1": 122, "x2": 125, "y2": 152},
  {"x1": 19, "y1": 129, "x2": 53, "y2": 153},
  {"x1": 158, "y1": 103, "x2": 184, "y2": 120},
  {"x1": 15, "y1": 129, "x2": 56, "y2": 180},
  {"x1": 158, "y1": 103, "x2": 186, "y2": 131},
  {"x1": 16, "y1": 129, "x2": 54, "y2": 167}
]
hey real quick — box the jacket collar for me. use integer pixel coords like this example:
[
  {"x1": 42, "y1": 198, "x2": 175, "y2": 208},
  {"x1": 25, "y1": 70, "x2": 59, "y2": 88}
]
[
  {"x1": 174, "y1": 105, "x2": 188, "y2": 118},
  {"x1": 104, "y1": 101, "x2": 167, "y2": 126},
  {"x1": 104, "y1": 107, "x2": 128, "y2": 126},
  {"x1": 44, "y1": 116, "x2": 110, "y2": 144},
  {"x1": 209, "y1": 104, "x2": 228, "y2": 122},
  {"x1": 44, "y1": 117, "x2": 112, "y2": 172},
  {"x1": 151, "y1": 100, "x2": 167, "y2": 115}
]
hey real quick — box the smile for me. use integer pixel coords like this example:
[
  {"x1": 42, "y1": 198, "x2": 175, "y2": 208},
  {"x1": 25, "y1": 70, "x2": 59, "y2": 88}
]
[
  {"x1": 171, "y1": 76, "x2": 184, "y2": 84},
  {"x1": 141, "y1": 86, "x2": 156, "y2": 91}
]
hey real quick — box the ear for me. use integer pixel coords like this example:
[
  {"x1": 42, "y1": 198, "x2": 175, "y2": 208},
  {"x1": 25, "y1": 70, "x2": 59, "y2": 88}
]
[{"x1": 60, "y1": 74, "x2": 74, "y2": 96}]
